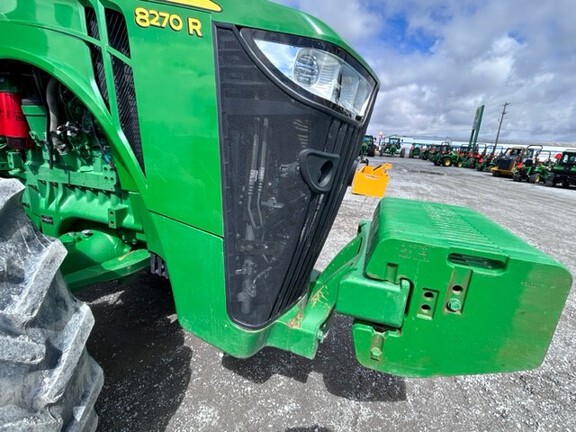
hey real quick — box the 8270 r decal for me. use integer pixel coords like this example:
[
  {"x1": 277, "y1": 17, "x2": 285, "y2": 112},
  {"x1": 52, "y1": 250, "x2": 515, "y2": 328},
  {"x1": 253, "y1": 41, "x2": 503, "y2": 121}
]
[{"x1": 134, "y1": 7, "x2": 203, "y2": 37}]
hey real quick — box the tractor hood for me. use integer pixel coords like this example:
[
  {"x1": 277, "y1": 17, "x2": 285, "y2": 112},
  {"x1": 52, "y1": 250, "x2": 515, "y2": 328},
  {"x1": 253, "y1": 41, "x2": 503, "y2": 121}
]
[{"x1": 155, "y1": 0, "x2": 376, "y2": 77}]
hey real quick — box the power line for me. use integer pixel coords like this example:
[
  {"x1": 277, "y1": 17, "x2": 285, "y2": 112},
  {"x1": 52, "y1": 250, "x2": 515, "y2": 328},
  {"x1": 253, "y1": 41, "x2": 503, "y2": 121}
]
[{"x1": 492, "y1": 102, "x2": 510, "y2": 154}]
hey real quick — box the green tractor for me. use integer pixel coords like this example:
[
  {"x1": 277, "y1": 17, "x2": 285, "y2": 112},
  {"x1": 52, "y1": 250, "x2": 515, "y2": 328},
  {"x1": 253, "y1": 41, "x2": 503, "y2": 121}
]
[
  {"x1": 419, "y1": 144, "x2": 441, "y2": 160},
  {"x1": 360, "y1": 135, "x2": 378, "y2": 157},
  {"x1": 429, "y1": 142, "x2": 455, "y2": 166},
  {"x1": 380, "y1": 136, "x2": 403, "y2": 157},
  {"x1": 462, "y1": 144, "x2": 485, "y2": 169},
  {"x1": 440, "y1": 145, "x2": 471, "y2": 168},
  {"x1": 476, "y1": 146, "x2": 504, "y2": 172},
  {"x1": 408, "y1": 143, "x2": 422, "y2": 158},
  {"x1": 0, "y1": 1, "x2": 572, "y2": 430},
  {"x1": 545, "y1": 150, "x2": 576, "y2": 188},
  {"x1": 491, "y1": 145, "x2": 543, "y2": 178},
  {"x1": 512, "y1": 150, "x2": 552, "y2": 184}
]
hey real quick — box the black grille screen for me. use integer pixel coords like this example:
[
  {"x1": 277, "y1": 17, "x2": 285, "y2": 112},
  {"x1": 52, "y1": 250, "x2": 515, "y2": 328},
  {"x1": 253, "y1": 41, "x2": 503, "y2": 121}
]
[
  {"x1": 106, "y1": 8, "x2": 131, "y2": 58},
  {"x1": 217, "y1": 27, "x2": 367, "y2": 328},
  {"x1": 88, "y1": 45, "x2": 109, "y2": 109},
  {"x1": 85, "y1": 7, "x2": 99, "y2": 39},
  {"x1": 111, "y1": 56, "x2": 144, "y2": 172}
]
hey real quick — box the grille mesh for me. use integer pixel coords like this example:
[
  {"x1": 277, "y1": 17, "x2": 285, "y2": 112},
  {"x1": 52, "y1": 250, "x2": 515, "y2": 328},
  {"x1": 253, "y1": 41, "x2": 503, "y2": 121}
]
[
  {"x1": 85, "y1": 7, "x2": 99, "y2": 39},
  {"x1": 217, "y1": 28, "x2": 367, "y2": 328},
  {"x1": 111, "y1": 57, "x2": 144, "y2": 172},
  {"x1": 88, "y1": 45, "x2": 109, "y2": 109},
  {"x1": 105, "y1": 8, "x2": 131, "y2": 58},
  {"x1": 85, "y1": 7, "x2": 109, "y2": 108}
]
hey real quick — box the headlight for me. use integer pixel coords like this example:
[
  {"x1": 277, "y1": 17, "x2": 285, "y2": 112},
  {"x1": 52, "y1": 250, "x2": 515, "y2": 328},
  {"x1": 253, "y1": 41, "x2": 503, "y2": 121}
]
[{"x1": 240, "y1": 29, "x2": 377, "y2": 121}]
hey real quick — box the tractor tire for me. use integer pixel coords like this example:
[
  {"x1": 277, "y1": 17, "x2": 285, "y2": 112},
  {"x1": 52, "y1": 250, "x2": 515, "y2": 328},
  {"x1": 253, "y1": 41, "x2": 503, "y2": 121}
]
[
  {"x1": 456, "y1": 161, "x2": 463, "y2": 168},
  {"x1": 408, "y1": 149, "x2": 414, "y2": 158},
  {"x1": 442, "y1": 157, "x2": 452, "y2": 167},
  {"x1": 512, "y1": 172, "x2": 522, "y2": 182},
  {"x1": 348, "y1": 158, "x2": 360, "y2": 186},
  {"x1": 529, "y1": 173, "x2": 542, "y2": 184},
  {"x1": 400, "y1": 148, "x2": 406, "y2": 158},
  {"x1": 562, "y1": 179, "x2": 570, "y2": 188},
  {"x1": 0, "y1": 179, "x2": 103, "y2": 432}
]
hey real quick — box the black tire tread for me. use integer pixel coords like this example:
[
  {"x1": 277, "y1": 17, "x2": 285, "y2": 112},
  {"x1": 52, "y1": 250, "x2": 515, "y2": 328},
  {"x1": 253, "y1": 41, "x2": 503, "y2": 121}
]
[{"x1": 0, "y1": 179, "x2": 103, "y2": 432}]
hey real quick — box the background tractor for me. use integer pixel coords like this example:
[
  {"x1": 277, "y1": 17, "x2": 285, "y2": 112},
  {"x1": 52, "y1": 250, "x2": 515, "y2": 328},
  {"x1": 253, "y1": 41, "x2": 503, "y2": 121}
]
[
  {"x1": 380, "y1": 136, "x2": 403, "y2": 157},
  {"x1": 439, "y1": 145, "x2": 478, "y2": 168},
  {"x1": 462, "y1": 144, "x2": 486, "y2": 169},
  {"x1": 361, "y1": 135, "x2": 378, "y2": 157},
  {"x1": 491, "y1": 145, "x2": 535, "y2": 177},
  {"x1": 512, "y1": 150, "x2": 553, "y2": 183},
  {"x1": 0, "y1": 1, "x2": 572, "y2": 431},
  {"x1": 476, "y1": 146, "x2": 504, "y2": 172},
  {"x1": 419, "y1": 144, "x2": 443, "y2": 160},
  {"x1": 429, "y1": 142, "x2": 455, "y2": 166},
  {"x1": 545, "y1": 151, "x2": 576, "y2": 188},
  {"x1": 408, "y1": 143, "x2": 422, "y2": 158}
]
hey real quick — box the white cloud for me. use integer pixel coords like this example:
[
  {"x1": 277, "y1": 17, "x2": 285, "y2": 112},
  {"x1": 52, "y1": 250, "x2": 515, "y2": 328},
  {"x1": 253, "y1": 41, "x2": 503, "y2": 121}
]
[
  {"x1": 277, "y1": 0, "x2": 383, "y2": 44},
  {"x1": 272, "y1": 0, "x2": 576, "y2": 143}
]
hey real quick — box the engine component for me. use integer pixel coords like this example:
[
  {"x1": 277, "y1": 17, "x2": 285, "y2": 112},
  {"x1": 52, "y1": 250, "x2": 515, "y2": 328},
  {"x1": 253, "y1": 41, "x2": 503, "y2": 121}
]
[{"x1": 0, "y1": 90, "x2": 31, "y2": 150}]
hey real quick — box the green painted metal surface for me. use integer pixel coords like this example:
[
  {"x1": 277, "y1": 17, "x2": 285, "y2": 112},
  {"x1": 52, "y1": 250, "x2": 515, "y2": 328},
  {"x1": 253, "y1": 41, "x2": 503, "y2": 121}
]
[
  {"x1": 0, "y1": 0, "x2": 571, "y2": 379},
  {"x1": 0, "y1": 0, "x2": 377, "y2": 359},
  {"x1": 351, "y1": 198, "x2": 572, "y2": 377},
  {"x1": 61, "y1": 229, "x2": 150, "y2": 289},
  {"x1": 547, "y1": 151, "x2": 576, "y2": 187}
]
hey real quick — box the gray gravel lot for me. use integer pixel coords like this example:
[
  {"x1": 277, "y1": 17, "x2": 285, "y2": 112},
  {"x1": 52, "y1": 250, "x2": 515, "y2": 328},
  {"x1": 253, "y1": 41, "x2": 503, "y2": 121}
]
[{"x1": 80, "y1": 156, "x2": 576, "y2": 432}]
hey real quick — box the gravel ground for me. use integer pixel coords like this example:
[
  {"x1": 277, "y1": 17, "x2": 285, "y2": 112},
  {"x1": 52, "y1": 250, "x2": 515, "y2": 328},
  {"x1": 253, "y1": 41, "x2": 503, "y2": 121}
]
[{"x1": 78, "y1": 156, "x2": 576, "y2": 432}]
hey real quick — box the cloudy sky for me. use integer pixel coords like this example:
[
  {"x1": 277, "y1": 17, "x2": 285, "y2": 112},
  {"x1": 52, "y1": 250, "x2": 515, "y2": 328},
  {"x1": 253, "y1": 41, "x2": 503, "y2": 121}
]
[{"x1": 273, "y1": 0, "x2": 576, "y2": 144}]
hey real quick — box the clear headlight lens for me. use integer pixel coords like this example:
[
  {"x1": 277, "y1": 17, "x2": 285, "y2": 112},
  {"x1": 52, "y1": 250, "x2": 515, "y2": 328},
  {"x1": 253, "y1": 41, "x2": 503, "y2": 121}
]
[{"x1": 254, "y1": 39, "x2": 375, "y2": 118}]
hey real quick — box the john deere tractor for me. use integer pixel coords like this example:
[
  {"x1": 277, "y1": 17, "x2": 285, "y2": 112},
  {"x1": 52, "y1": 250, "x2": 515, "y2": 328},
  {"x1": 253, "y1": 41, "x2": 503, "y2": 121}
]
[
  {"x1": 0, "y1": 1, "x2": 572, "y2": 431},
  {"x1": 545, "y1": 151, "x2": 576, "y2": 188},
  {"x1": 408, "y1": 144, "x2": 422, "y2": 158},
  {"x1": 429, "y1": 142, "x2": 453, "y2": 166},
  {"x1": 361, "y1": 135, "x2": 378, "y2": 157},
  {"x1": 491, "y1": 145, "x2": 543, "y2": 178},
  {"x1": 476, "y1": 146, "x2": 504, "y2": 172},
  {"x1": 512, "y1": 150, "x2": 552, "y2": 184},
  {"x1": 380, "y1": 136, "x2": 402, "y2": 157}
]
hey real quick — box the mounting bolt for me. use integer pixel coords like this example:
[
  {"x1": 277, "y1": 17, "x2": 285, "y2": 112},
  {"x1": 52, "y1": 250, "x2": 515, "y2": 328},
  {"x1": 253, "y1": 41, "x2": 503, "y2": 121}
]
[
  {"x1": 370, "y1": 347, "x2": 383, "y2": 361},
  {"x1": 447, "y1": 299, "x2": 462, "y2": 312}
]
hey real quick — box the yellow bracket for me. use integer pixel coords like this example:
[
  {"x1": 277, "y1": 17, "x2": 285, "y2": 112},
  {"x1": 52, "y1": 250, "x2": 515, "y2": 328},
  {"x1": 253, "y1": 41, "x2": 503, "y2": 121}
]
[{"x1": 351, "y1": 163, "x2": 392, "y2": 198}]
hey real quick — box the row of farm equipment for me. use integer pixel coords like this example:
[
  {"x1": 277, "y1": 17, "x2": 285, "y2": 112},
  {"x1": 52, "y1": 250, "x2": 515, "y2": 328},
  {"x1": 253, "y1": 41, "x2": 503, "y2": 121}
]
[
  {"x1": 361, "y1": 135, "x2": 406, "y2": 157},
  {"x1": 411, "y1": 142, "x2": 576, "y2": 188}
]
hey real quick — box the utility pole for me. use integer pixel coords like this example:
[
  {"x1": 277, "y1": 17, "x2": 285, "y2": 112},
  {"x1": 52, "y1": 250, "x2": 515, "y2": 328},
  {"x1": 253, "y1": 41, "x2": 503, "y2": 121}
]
[{"x1": 492, "y1": 102, "x2": 510, "y2": 154}]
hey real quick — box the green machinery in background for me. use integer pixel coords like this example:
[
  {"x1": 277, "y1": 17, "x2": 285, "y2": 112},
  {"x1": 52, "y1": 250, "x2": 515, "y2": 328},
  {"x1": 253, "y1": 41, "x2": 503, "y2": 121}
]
[
  {"x1": 512, "y1": 149, "x2": 551, "y2": 183},
  {"x1": 491, "y1": 145, "x2": 538, "y2": 177},
  {"x1": 408, "y1": 144, "x2": 422, "y2": 158},
  {"x1": 476, "y1": 146, "x2": 505, "y2": 172},
  {"x1": 545, "y1": 151, "x2": 576, "y2": 188},
  {"x1": 361, "y1": 135, "x2": 378, "y2": 157},
  {"x1": 428, "y1": 141, "x2": 454, "y2": 166},
  {"x1": 380, "y1": 136, "x2": 404, "y2": 156},
  {"x1": 0, "y1": 1, "x2": 572, "y2": 430}
]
